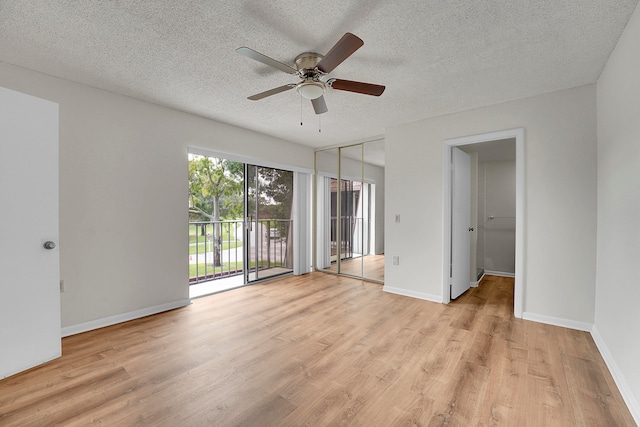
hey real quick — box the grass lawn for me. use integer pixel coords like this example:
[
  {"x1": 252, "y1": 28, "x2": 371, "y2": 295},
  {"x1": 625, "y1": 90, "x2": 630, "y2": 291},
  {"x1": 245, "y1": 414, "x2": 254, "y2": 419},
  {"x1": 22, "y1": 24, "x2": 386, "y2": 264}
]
[
  {"x1": 189, "y1": 241, "x2": 243, "y2": 255},
  {"x1": 189, "y1": 260, "x2": 285, "y2": 280},
  {"x1": 189, "y1": 262, "x2": 243, "y2": 278},
  {"x1": 189, "y1": 224, "x2": 240, "y2": 243}
]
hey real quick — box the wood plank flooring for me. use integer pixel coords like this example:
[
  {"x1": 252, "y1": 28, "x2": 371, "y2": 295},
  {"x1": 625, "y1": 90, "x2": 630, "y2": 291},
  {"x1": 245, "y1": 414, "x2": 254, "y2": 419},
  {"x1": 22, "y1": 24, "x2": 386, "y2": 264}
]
[
  {"x1": 324, "y1": 254, "x2": 384, "y2": 282},
  {"x1": 0, "y1": 274, "x2": 635, "y2": 426}
]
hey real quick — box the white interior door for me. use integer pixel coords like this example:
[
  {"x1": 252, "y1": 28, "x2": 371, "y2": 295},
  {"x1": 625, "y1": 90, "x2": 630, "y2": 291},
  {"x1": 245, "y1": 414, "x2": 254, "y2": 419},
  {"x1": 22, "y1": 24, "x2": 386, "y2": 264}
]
[
  {"x1": 0, "y1": 87, "x2": 61, "y2": 379},
  {"x1": 451, "y1": 147, "x2": 471, "y2": 299}
]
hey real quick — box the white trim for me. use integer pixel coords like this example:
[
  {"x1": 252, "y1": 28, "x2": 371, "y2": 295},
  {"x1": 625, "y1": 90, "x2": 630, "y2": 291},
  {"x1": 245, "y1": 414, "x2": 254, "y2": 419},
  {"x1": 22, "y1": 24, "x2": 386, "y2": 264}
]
[
  {"x1": 591, "y1": 326, "x2": 640, "y2": 425},
  {"x1": 61, "y1": 299, "x2": 191, "y2": 337},
  {"x1": 383, "y1": 286, "x2": 442, "y2": 303},
  {"x1": 442, "y1": 128, "x2": 524, "y2": 318},
  {"x1": 522, "y1": 311, "x2": 592, "y2": 332},
  {"x1": 188, "y1": 146, "x2": 312, "y2": 174},
  {"x1": 484, "y1": 270, "x2": 515, "y2": 278},
  {"x1": 442, "y1": 145, "x2": 452, "y2": 304}
]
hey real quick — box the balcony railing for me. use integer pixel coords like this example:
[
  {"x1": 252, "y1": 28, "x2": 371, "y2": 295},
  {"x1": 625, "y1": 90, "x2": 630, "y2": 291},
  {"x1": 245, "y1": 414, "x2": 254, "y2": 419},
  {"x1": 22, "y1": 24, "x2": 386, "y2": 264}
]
[
  {"x1": 189, "y1": 220, "x2": 243, "y2": 284},
  {"x1": 329, "y1": 216, "x2": 368, "y2": 259},
  {"x1": 189, "y1": 219, "x2": 292, "y2": 284}
]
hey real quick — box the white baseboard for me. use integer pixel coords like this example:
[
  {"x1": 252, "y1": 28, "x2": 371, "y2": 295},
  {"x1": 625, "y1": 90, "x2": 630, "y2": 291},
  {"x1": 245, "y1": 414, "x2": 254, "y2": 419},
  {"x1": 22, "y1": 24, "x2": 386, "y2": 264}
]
[
  {"x1": 382, "y1": 286, "x2": 442, "y2": 303},
  {"x1": 522, "y1": 311, "x2": 593, "y2": 332},
  {"x1": 471, "y1": 273, "x2": 486, "y2": 288},
  {"x1": 591, "y1": 326, "x2": 640, "y2": 425},
  {"x1": 484, "y1": 270, "x2": 515, "y2": 278},
  {"x1": 61, "y1": 298, "x2": 192, "y2": 337}
]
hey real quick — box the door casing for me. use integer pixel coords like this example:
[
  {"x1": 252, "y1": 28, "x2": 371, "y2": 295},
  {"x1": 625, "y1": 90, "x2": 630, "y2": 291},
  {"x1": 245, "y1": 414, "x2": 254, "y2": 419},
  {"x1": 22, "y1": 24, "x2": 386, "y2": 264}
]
[{"x1": 442, "y1": 128, "x2": 524, "y2": 317}]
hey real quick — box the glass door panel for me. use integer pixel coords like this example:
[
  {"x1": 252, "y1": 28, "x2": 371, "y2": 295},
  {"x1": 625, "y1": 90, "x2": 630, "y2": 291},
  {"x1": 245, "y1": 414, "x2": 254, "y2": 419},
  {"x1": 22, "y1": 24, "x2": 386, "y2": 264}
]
[
  {"x1": 188, "y1": 153, "x2": 246, "y2": 297},
  {"x1": 245, "y1": 164, "x2": 294, "y2": 283}
]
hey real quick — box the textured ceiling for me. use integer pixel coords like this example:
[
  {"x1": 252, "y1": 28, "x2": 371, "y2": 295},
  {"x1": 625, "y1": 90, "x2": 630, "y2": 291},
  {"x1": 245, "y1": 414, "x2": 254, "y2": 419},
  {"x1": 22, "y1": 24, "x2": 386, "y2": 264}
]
[{"x1": 0, "y1": 0, "x2": 637, "y2": 149}]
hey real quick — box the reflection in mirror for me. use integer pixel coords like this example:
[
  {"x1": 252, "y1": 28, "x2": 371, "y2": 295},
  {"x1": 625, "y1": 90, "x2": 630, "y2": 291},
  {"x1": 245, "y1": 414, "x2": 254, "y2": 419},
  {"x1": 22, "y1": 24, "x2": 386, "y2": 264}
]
[
  {"x1": 335, "y1": 144, "x2": 364, "y2": 278},
  {"x1": 314, "y1": 149, "x2": 339, "y2": 274}
]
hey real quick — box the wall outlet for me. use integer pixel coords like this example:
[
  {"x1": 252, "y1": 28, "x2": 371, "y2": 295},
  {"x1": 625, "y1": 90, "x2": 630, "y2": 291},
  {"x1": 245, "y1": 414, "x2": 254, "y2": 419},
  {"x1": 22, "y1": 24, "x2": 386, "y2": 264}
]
[
  {"x1": 60, "y1": 279, "x2": 65, "y2": 292},
  {"x1": 395, "y1": 214, "x2": 401, "y2": 223},
  {"x1": 393, "y1": 256, "x2": 400, "y2": 265}
]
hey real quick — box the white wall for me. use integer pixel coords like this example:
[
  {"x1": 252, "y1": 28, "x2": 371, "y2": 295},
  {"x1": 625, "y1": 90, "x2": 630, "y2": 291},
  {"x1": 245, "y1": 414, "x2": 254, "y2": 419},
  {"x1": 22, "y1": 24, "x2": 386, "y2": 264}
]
[
  {"x1": 595, "y1": 1, "x2": 640, "y2": 420},
  {"x1": 481, "y1": 160, "x2": 516, "y2": 274},
  {"x1": 0, "y1": 62, "x2": 314, "y2": 330},
  {"x1": 385, "y1": 84, "x2": 598, "y2": 323}
]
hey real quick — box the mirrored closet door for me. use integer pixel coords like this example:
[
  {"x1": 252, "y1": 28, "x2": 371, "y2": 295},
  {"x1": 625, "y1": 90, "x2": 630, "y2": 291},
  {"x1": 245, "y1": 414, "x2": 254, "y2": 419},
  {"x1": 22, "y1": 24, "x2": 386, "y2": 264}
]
[{"x1": 314, "y1": 140, "x2": 384, "y2": 283}]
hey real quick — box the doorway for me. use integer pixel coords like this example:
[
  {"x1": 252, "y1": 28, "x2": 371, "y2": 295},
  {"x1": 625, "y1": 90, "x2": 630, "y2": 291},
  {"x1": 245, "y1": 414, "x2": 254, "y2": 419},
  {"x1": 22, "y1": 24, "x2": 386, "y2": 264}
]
[
  {"x1": 463, "y1": 143, "x2": 517, "y2": 282},
  {"x1": 442, "y1": 129, "x2": 524, "y2": 318}
]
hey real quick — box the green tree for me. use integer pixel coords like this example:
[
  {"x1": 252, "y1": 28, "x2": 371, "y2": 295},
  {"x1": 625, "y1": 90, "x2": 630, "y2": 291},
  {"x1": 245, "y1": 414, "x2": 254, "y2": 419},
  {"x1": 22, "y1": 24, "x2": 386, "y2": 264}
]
[
  {"x1": 257, "y1": 167, "x2": 293, "y2": 221},
  {"x1": 188, "y1": 155, "x2": 243, "y2": 266}
]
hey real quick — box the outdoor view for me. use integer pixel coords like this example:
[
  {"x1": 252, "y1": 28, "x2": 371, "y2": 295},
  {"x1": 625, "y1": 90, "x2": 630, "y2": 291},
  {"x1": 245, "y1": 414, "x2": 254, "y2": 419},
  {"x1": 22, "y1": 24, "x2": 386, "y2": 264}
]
[{"x1": 188, "y1": 154, "x2": 294, "y2": 291}]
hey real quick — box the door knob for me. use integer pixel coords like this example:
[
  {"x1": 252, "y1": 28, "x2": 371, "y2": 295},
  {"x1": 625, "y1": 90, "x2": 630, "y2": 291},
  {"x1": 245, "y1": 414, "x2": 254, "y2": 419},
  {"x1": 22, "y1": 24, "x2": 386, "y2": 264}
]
[{"x1": 43, "y1": 241, "x2": 56, "y2": 250}]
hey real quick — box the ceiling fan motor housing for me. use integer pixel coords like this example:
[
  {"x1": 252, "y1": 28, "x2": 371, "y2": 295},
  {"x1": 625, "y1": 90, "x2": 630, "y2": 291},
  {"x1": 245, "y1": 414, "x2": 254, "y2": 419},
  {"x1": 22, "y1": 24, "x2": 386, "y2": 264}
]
[
  {"x1": 295, "y1": 52, "x2": 324, "y2": 73},
  {"x1": 294, "y1": 52, "x2": 326, "y2": 99}
]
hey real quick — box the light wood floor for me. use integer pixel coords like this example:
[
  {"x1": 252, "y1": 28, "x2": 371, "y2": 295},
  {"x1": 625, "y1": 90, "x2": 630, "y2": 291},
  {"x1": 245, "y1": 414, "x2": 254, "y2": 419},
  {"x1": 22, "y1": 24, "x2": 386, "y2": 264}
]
[
  {"x1": 325, "y1": 254, "x2": 384, "y2": 282},
  {"x1": 0, "y1": 274, "x2": 635, "y2": 426}
]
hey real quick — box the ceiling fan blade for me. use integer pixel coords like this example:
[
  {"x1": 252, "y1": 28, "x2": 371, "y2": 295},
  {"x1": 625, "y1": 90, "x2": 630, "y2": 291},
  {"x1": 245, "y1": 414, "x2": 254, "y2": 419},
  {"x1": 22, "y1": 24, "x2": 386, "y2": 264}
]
[
  {"x1": 317, "y1": 33, "x2": 364, "y2": 74},
  {"x1": 331, "y1": 79, "x2": 385, "y2": 96},
  {"x1": 311, "y1": 96, "x2": 328, "y2": 114},
  {"x1": 248, "y1": 84, "x2": 296, "y2": 100},
  {"x1": 236, "y1": 47, "x2": 298, "y2": 75}
]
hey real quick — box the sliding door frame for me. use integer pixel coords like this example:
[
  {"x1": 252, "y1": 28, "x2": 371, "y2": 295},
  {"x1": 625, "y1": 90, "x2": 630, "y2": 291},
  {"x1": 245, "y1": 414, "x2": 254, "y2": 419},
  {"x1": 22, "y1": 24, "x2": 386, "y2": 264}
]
[{"x1": 188, "y1": 147, "x2": 312, "y2": 287}]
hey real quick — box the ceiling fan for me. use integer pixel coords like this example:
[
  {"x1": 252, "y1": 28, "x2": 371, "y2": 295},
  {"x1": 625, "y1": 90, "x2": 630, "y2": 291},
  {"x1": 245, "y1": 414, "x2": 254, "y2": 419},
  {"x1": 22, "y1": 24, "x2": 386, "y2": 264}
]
[{"x1": 236, "y1": 33, "x2": 385, "y2": 114}]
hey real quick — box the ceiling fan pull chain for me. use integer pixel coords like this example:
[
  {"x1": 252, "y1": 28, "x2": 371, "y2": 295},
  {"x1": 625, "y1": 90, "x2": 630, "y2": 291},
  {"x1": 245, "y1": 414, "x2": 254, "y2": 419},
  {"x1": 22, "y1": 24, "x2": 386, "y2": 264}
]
[
  {"x1": 300, "y1": 95, "x2": 303, "y2": 126},
  {"x1": 318, "y1": 114, "x2": 321, "y2": 133}
]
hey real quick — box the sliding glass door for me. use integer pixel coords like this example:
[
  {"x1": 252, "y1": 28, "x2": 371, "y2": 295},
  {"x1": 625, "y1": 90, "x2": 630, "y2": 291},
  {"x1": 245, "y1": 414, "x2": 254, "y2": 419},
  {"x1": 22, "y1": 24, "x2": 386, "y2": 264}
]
[{"x1": 189, "y1": 151, "x2": 295, "y2": 296}]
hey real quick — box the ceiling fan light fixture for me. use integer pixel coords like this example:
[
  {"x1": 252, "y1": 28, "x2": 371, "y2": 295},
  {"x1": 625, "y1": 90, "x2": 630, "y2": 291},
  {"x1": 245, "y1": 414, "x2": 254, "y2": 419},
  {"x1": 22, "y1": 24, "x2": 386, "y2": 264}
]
[{"x1": 296, "y1": 80, "x2": 325, "y2": 100}]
